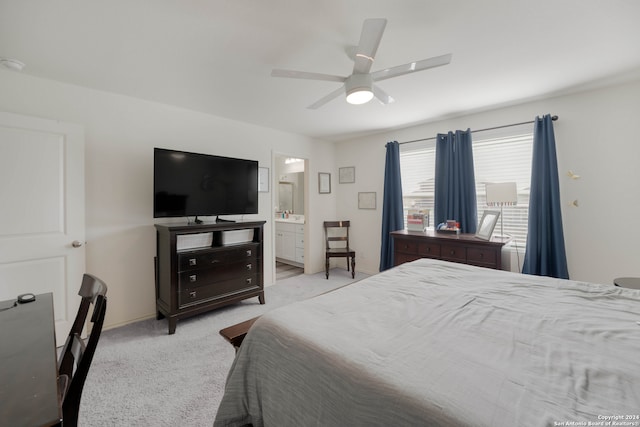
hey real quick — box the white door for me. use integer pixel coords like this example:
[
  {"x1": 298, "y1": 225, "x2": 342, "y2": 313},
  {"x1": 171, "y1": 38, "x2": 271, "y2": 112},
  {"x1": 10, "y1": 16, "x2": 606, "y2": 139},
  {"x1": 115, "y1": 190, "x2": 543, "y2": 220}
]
[{"x1": 0, "y1": 111, "x2": 85, "y2": 345}]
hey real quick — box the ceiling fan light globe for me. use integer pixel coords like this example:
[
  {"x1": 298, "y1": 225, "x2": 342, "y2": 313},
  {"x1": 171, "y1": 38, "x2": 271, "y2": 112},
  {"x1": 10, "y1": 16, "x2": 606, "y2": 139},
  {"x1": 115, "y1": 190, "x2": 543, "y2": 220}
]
[
  {"x1": 345, "y1": 73, "x2": 374, "y2": 105},
  {"x1": 346, "y1": 89, "x2": 374, "y2": 105}
]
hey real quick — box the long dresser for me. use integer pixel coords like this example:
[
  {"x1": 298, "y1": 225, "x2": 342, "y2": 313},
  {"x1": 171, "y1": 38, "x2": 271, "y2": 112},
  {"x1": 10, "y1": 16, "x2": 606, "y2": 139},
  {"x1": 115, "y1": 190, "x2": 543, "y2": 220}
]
[
  {"x1": 155, "y1": 221, "x2": 265, "y2": 334},
  {"x1": 391, "y1": 229, "x2": 511, "y2": 270}
]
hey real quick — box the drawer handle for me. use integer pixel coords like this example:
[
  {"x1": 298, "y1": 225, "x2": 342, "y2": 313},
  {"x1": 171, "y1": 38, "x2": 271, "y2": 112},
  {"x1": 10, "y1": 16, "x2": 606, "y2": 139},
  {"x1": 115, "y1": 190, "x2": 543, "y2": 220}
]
[
  {"x1": 246, "y1": 264, "x2": 252, "y2": 271},
  {"x1": 189, "y1": 291, "x2": 197, "y2": 298},
  {"x1": 189, "y1": 258, "x2": 197, "y2": 266},
  {"x1": 189, "y1": 274, "x2": 197, "y2": 282},
  {"x1": 246, "y1": 249, "x2": 252, "y2": 256},
  {"x1": 246, "y1": 277, "x2": 252, "y2": 285},
  {"x1": 426, "y1": 247, "x2": 431, "y2": 252},
  {"x1": 450, "y1": 250, "x2": 455, "y2": 255},
  {"x1": 211, "y1": 259, "x2": 220, "y2": 264},
  {"x1": 480, "y1": 253, "x2": 484, "y2": 258}
]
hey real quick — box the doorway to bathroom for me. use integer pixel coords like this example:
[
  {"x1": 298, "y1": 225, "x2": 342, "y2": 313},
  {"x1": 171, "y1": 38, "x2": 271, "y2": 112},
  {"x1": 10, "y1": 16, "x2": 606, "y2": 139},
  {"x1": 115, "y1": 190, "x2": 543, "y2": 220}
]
[{"x1": 273, "y1": 154, "x2": 307, "y2": 281}]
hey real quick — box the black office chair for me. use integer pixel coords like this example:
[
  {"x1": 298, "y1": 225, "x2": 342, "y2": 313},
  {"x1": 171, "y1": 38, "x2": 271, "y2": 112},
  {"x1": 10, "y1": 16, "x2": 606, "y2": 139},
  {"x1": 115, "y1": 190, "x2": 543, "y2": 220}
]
[
  {"x1": 324, "y1": 221, "x2": 356, "y2": 279},
  {"x1": 58, "y1": 274, "x2": 108, "y2": 427}
]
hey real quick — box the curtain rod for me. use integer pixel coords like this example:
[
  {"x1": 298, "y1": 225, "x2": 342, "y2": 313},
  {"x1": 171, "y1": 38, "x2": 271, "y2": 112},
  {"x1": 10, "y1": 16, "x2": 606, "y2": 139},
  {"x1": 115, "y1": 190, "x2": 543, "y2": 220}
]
[{"x1": 398, "y1": 115, "x2": 559, "y2": 145}]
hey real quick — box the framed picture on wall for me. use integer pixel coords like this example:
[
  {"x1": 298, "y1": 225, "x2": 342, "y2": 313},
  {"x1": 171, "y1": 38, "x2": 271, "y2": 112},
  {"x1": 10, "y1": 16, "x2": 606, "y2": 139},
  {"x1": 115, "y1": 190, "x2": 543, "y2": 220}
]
[
  {"x1": 318, "y1": 172, "x2": 331, "y2": 194},
  {"x1": 358, "y1": 192, "x2": 376, "y2": 209},
  {"x1": 339, "y1": 166, "x2": 355, "y2": 184}
]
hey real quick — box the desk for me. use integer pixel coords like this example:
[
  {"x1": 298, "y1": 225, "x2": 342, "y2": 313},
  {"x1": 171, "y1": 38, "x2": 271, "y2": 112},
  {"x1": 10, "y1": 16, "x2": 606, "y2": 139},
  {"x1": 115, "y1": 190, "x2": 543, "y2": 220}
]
[
  {"x1": 391, "y1": 229, "x2": 511, "y2": 270},
  {"x1": 0, "y1": 293, "x2": 62, "y2": 427}
]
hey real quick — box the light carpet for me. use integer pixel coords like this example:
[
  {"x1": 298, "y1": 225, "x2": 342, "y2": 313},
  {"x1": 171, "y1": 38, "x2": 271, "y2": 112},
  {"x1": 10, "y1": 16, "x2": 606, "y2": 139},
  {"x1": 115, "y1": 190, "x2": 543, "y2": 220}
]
[{"x1": 79, "y1": 268, "x2": 368, "y2": 426}]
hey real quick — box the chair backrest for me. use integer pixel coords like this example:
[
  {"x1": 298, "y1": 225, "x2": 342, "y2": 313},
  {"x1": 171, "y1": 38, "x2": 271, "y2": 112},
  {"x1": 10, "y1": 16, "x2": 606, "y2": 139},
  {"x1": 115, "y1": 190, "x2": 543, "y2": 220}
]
[
  {"x1": 58, "y1": 274, "x2": 108, "y2": 427},
  {"x1": 324, "y1": 221, "x2": 351, "y2": 251}
]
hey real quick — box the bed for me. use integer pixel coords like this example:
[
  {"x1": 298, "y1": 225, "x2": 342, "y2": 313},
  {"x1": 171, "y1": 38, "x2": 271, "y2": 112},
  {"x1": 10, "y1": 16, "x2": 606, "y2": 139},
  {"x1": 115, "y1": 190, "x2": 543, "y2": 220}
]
[{"x1": 214, "y1": 259, "x2": 640, "y2": 427}]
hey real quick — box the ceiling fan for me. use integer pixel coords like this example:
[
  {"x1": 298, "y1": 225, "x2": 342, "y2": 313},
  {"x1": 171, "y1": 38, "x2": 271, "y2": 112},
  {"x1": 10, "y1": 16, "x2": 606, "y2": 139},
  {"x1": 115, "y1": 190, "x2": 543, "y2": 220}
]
[{"x1": 271, "y1": 18, "x2": 452, "y2": 109}]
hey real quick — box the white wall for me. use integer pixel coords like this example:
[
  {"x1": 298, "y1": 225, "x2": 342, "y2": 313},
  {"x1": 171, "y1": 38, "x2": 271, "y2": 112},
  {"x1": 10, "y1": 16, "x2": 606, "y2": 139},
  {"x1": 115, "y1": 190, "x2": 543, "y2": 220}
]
[
  {"x1": 336, "y1": 78, "x2": 640, "y2": 284},
  {"x1": 333, "y1": 141, "x2": 387, "y2": 274},
  {"x1": 0, "y1": 69, "x2": 336, "y2": 330},
  {"x1": 305, "y1": 144, "x2": 338, "y2": 274}
]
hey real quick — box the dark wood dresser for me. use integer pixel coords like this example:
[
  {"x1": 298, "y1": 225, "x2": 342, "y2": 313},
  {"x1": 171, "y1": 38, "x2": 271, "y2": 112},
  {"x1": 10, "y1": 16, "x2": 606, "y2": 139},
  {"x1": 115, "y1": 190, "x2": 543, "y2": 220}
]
[
  {"x1": 155, "y1": 221, "x2": 265, "y2": 334},
  {"x1": 391, "y1": 229, "x2": 511, "y2": 270}
]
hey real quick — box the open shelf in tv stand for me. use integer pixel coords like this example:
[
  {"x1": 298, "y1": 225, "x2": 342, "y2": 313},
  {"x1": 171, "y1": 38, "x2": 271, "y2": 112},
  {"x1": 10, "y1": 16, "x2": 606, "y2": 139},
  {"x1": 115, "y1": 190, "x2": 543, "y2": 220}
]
[{"x1": 154, "y1": 220, "x2": 266, "y2": 334}]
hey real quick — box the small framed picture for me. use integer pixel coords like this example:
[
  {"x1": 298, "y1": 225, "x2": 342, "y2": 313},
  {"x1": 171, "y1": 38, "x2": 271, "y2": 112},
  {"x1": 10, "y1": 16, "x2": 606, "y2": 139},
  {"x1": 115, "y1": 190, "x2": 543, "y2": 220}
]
[
  {"x1": 258, "y1": 167, "x2": 269, "y2": 193},
  {"x1": 476, "y1": 210, "x2": 500, "y2": 240},
  {"x1": 339, "y1": 166, "x2": 355, "y2": 184},
  {"x1": 358, "y1": 192, "x2": 376, "y2": 209},
  {"x1": 318, "y1": 172, "x2": 331, "y2": 194}
]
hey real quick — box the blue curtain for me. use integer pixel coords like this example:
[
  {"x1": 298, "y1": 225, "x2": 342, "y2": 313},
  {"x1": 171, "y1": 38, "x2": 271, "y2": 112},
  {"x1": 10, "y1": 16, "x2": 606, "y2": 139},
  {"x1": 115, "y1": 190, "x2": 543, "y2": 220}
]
[
  {"x1": 522, "y1": 114, "x2": 569, "y2": 279},
  {"x1": 379, "y1": 141, "x2": 404, "y2": 271},
  {"x1": 434, "y1": 129, "x2": 477, "y2": 233}
]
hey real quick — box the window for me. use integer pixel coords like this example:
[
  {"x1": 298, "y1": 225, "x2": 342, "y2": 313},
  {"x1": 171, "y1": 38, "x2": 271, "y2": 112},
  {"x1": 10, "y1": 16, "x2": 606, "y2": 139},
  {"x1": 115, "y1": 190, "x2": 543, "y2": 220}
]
[
  {"x1": 400, "y1": 140, "x2": 437, "y2": 227},
  {"x1": 399, "y1": 128, "x2": 533, "y2": 247}
]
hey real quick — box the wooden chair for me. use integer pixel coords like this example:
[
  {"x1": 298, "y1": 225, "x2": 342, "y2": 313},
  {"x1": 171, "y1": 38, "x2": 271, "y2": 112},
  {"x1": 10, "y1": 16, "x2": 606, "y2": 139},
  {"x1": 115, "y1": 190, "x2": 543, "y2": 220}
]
[
  {"x1": 324, "y1": 221, "x2": 356, "y2": 279},
  {"x1": 58, "y1": 274, "x2": 108, "y2": 427}
]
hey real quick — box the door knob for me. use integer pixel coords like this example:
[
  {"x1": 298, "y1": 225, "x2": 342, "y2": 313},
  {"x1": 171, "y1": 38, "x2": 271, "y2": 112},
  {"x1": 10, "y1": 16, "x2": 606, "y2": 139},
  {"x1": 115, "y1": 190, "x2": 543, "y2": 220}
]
[{"x1": 72, "y1": 240, "x2": 83, "y2": 248}]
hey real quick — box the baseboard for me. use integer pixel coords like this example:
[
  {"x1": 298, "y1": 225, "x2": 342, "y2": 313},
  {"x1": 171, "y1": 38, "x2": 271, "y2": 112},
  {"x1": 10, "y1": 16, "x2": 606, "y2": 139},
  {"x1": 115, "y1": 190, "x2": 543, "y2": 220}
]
[{"x1": 103, "y1": 313, "x2": 157, "y2": 332}]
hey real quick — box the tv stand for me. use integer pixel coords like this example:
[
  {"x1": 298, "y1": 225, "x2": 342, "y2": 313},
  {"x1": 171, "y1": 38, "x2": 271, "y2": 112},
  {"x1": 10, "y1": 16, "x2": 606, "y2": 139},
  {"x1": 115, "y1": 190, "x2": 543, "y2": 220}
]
[{"x1": 154, "y1": 221, "x2": 265, "y2": 334}]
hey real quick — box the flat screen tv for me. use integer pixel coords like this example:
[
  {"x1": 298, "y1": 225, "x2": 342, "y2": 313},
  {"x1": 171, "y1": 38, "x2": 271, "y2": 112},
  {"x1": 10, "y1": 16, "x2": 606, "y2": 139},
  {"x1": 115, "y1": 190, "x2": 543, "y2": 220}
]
[{"x1": 154, "y1": 148, "x2": 258, "y2": 220}]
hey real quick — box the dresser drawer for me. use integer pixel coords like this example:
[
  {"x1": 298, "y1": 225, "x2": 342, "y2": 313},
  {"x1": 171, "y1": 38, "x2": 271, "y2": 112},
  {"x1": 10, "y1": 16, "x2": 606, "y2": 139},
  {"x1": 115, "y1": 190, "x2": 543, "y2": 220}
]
[
  {"x1": 178, "y1": 244, "x2": 258, "y2": 271},
  {"x1": 395, "y1": 239, "x2": 419, "y2": 254},
  {"x1": 179, "y1": 274, "x2": 259, "y2": 308},
  {"x1": 418, "y1": 242, "x2": 441, "y2": 258},
  {"x1": 178, "y1": 260, "x2": 258, "y2": 288},
  {"x1": 467, "y1": 247, "x2": 497, "y2": 267},
  {"x1": 394, "y1": 252, "x2": 421, "y2": 265},
  {"x1": 440, "y1": 244, "x2": 466, "y2": 262}
]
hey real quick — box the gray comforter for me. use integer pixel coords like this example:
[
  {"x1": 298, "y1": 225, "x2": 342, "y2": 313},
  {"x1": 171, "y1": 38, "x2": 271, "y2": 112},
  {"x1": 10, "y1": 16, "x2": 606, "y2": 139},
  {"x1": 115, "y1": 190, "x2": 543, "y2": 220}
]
[{"x1": 214, "y1": 259, "x2": 640, "y2": 426}]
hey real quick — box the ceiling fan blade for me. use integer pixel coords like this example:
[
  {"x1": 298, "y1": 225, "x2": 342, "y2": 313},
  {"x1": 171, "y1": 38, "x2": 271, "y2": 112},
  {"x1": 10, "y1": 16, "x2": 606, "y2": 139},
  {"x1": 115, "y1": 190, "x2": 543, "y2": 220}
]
[
  {"x1": 372, "y1": 84, "x2": 395, "y2": 105},
  {"x1": 271, "y1": 69, "x2": 346, "y2": 83},
  {"x1": 353, "y1": 18, "x2": 387, "y2": 74},
  {"x1": 371, "y1": 53, "x2": 452, "y2": 82},
  {"x1": 307, "y1": 86, "x2": 345, "y2": 109}
]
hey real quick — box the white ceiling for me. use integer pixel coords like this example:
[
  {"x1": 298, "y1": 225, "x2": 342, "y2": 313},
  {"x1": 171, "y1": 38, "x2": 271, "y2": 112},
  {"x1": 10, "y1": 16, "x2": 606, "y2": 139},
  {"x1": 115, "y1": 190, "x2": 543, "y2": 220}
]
[{"x1": 1, "y1": 0, "x2": 640, "y2": 142}]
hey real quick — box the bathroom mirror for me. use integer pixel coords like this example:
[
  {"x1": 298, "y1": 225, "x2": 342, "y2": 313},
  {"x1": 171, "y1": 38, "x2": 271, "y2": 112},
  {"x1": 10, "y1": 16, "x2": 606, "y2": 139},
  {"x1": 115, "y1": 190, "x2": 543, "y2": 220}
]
[{"x1": 278, "y1": 182, "x2": 293, "y2": 212}]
